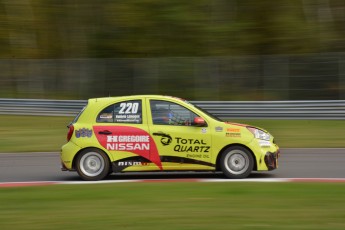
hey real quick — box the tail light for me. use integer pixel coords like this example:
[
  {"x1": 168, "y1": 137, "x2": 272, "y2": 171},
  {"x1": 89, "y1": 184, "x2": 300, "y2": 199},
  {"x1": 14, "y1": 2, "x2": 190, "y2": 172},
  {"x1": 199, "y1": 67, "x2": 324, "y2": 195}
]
[{"x1": 67, "y1": 124, "x2": 74, "y2": 142}]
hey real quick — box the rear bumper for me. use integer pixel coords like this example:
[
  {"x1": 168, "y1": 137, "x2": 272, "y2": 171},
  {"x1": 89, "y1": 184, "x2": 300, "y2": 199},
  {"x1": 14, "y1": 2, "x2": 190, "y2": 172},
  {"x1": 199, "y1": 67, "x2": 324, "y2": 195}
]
[
  {"x1": 61, "y1": 162, "x2": 69, "y2": 171},
  {"x1": 264, "y1": 149, "x2": 280, "y2": 170},
  {"x1": 61, "y1": 141, "x2": 81, "y2": 171}
]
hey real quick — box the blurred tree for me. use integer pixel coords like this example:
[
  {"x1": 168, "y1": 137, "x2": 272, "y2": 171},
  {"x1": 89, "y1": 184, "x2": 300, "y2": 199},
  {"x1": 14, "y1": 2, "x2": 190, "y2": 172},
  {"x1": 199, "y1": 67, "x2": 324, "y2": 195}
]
[
  {"x1": 88, "y1": 0, "x2": 210, "y2": 57},
  {"x1": 2, "y1": 0, "x2": 40, "y2": 58},
  {"x1": 0, "y1": 0, "x2": 345, "y2": 58},
  {"x1": 0, "y1": 0, "x2": 345, "y2": 99},
  {"x1": 87, "y1": 0, "x2": 337, "y2": 57}
]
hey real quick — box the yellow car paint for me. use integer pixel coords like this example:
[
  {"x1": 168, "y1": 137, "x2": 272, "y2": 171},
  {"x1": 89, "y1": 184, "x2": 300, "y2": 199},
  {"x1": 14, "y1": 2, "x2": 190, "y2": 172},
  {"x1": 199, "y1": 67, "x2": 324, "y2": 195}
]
[{"x1": 61, "y1": 95, "x2": 279, "y2": 180}]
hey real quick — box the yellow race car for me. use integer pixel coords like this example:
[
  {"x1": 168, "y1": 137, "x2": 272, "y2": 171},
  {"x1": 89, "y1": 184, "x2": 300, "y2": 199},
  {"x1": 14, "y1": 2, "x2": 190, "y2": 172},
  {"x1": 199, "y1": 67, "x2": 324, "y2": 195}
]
[{"x1": 61, "y1": 95, "x2": 280, "y2": 180}]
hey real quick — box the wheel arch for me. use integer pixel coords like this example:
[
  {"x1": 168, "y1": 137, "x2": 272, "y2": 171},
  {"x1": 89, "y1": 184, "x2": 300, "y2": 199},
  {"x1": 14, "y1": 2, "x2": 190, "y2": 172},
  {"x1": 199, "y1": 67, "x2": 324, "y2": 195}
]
[
  {"x1": 216, "y1": 144, "x2": 257, "y2": 171},
  {"x1": 72, "y1": 147, "x2": 111, "y2": 171}
]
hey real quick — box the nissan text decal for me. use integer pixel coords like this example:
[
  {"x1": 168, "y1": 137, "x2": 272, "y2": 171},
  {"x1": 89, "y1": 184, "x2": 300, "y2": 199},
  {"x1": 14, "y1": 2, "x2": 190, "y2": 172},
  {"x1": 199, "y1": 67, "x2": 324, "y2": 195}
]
[
  {"x1": 106, "y1": 135, "x2": 150, "y2": 151},
  {"x1": 93, "y1": 126, "x2": 162, "y2": 170}
]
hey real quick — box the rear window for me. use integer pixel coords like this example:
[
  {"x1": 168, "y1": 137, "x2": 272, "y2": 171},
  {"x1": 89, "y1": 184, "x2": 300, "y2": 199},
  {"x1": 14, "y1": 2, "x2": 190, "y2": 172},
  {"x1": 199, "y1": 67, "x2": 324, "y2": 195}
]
[
  {"x1": 97, "y1": 100, "x2": 142, "y2": 124},
  {"x1": 71, "y1": 105, "x2": 87, "y2": 124},
  {"x1": 67, "y1": 105, "x2": 87, "y2": 128}
]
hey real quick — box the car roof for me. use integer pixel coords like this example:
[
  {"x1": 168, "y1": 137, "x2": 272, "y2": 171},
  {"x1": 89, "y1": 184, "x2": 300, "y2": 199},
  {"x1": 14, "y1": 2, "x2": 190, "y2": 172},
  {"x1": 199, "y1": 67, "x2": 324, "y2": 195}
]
[{"x1": 88, "y1": 95, "x2": 184, "y2": 103}]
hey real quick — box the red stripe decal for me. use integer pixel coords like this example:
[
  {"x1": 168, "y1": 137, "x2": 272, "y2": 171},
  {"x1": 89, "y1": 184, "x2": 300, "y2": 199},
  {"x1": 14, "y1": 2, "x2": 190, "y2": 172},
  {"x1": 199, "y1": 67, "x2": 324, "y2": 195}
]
[
  {"x1": 0, "y1": 182, "x2": 56, "y2": 188},
  {"x1": 93, "y1": 126, "x2": 163, "y2": 170}
]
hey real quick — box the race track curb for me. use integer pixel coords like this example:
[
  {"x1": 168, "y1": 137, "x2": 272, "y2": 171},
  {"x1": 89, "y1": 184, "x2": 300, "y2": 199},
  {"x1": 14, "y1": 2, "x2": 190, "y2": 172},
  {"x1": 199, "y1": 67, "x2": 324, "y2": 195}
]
[{"x1": 1, "y1": 178, "x2": 345, "y2": 188}]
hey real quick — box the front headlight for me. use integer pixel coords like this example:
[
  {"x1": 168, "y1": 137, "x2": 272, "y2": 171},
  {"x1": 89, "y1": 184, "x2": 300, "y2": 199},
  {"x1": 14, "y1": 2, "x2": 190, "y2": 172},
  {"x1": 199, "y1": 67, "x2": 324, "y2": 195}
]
[{"x1": 247, "y1": 127, "x2": 270, "y2": 141}]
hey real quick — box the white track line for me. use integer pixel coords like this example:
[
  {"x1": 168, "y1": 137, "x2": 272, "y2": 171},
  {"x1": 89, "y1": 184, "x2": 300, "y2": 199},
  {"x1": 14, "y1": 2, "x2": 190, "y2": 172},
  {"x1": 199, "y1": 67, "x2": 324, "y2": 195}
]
[{"x1": 1, "y1": 178, "x2": 345, "y2": 187}]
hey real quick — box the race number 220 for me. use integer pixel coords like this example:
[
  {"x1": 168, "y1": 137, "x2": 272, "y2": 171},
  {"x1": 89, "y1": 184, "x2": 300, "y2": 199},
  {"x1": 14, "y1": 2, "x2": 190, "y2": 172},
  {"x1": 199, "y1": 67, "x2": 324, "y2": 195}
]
[{"x1": 119, "y1": 102, "x2": 139, "y2": 114}]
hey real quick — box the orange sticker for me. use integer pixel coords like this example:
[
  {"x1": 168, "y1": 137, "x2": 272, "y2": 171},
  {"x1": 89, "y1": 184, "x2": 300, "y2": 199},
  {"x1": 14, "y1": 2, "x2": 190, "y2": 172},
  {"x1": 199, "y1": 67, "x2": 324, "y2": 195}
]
[{"x1": 227, "y1": 128, "x2": 240, "y2": 132}]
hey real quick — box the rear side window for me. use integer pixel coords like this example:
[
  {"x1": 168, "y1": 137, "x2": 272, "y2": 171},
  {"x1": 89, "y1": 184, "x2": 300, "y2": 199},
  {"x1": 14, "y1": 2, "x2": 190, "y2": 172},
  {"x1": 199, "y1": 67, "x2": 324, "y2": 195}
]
[
  {"x1": 97, "y1": 100, "x2": 142, "y2": 124},
  {"x1": 72, "y1": 105, "x2": 87, "y2": 124}
]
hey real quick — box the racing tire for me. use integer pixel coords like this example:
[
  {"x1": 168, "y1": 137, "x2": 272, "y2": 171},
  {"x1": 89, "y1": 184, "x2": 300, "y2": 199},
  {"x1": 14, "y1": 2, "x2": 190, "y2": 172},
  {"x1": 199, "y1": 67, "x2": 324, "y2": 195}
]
[
  {"x1": 220, "y1": 146, "x2": 254, "y2": 179},
  {"x1": 76, "y1": 148, "x2": 110, "y2": 181}
]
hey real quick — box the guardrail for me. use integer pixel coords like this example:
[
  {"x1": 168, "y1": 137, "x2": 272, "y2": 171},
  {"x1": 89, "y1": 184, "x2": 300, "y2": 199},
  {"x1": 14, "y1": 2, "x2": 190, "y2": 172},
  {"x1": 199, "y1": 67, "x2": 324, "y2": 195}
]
[
  {"x1": 0, "y1": 98, "x2": 85, "y2": 117},
  {"x1": 194, "y1": 100, "x2": 345, "y2": 119},
  {"x1": 0, "y1": 98, "x2": 345, "y2": 119}
]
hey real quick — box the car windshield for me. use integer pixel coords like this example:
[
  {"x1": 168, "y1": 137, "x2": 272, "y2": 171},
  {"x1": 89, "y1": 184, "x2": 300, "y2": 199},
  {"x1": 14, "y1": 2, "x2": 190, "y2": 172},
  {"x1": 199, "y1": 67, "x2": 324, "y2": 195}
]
[{"x1": 190, "y1": 102, "x2": 223, "y2": 122}]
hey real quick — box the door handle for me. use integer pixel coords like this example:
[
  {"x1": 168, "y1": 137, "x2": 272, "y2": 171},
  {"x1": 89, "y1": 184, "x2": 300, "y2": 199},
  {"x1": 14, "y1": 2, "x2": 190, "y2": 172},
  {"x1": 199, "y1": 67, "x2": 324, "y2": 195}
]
[
  {"x1": 98, "y1": 130, "x2": 112, "y2": 135},
  {"x1": 153, "y1": 132, "x2": 169, "y2": 137}
]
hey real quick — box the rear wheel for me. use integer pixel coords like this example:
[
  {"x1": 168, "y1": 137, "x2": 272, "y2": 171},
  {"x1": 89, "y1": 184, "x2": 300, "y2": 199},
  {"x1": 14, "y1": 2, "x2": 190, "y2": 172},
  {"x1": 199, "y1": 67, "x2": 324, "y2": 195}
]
[
  {"x1": 220, "y1": 146, "x2": 254, "y2": 179},
  {"x1": 76, "y1": 148, "x2": 110, "y2": 181}
]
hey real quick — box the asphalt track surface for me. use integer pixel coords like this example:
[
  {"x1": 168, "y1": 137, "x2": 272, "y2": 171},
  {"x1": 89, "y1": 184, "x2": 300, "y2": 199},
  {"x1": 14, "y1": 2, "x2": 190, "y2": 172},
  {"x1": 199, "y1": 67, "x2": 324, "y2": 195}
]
[{"x1": 0, "y1": 148, "x2": 344, "y2": 183}]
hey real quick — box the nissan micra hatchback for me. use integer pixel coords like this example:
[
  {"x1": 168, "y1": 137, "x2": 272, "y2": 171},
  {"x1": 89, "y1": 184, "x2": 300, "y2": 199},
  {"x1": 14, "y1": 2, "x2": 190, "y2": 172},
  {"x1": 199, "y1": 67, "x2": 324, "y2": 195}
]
[{"x1": 61, "y1": 95, "x2": 279, "y2": 180}]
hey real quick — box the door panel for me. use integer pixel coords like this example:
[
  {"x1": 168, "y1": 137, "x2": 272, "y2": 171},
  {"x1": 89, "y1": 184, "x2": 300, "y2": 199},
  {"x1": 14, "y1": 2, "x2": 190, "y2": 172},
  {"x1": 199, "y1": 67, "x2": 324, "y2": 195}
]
[
  {"x1": 93, "y1": 99, "x2": 162, "y2": 172},
  {"x1": 93, "y1": 125, "x2": 162, "y2": 171},
  {"x1": 147, "y1": 99, "x2": 214, "y2": 170}
]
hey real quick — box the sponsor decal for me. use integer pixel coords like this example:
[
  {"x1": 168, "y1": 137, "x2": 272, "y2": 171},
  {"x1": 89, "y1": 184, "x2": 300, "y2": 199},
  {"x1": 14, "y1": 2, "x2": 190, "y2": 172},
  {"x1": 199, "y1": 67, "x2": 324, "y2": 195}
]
[
  {"x1": 115, "y1": 114, "x2": 141, "y2": 123},
  {"x1": 175, "y1": 145, "x2": 210, "y2": 153},
  {"x1": 226, "y1": 127, "x2": 241, "y2": 137},
  {"x1": 201, "y1": 128, "x2": 207, "y2": 134},
  {"x1": 226, "y1": 132, "x2": 241, "y2": 138},
  {"x1": 175, "y1": 137, "x2": 206, "y2": 145},
  {"x1": 75, "y1": 128, "x2": 92, "y2": 138},
  {"x1": 99, "y1": 113, "x2": 113, "y2": 119},
  {"x1": 115, "y1": 102, "x2": 141, "y2": 123},
  {"x1": 106, "y1": 135, "x2": 150, "y2": 151},
  {"x1": 153, "y1": 133, "x2": 211, "y2": 154},
  {"x1": 112, "y1": 156, "x2": 152, "y2": 172},
  {"x1": 227, "y1": 128, "x2": 240, "y2": 132},
  {"x1": 215, "y1": 126, "x2": 223, "y2": 132},
  {"x1": 119, "y1": 102, "x2": 139, "y2": 114},
  {"x1": 152, "y1": 133, "x2": 173, "y2": 146},
  {"x1": 174, "y1": 137, "x2": 210, "y2": 153},
  {"x1": 186, "y1": 154, "x2": 210, "y2": 159},
  {"x1": 93, "y1": 126, "x2": 162, "y2": 170},
  {"x1": 116, "y1": 161, "x2": 148, "y2": 166}
]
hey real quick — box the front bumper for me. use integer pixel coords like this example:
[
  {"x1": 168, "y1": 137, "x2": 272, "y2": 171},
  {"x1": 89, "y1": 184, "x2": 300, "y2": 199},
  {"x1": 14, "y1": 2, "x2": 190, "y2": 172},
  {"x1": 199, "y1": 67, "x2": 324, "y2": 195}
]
[{"x1": 264, "y1": 149, "x2": 280, "y2": 170}]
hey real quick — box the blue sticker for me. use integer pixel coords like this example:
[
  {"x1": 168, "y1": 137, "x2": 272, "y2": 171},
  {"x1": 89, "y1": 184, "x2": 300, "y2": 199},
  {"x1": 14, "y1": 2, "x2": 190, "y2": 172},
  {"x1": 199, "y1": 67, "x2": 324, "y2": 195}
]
[{"x1": 75, "y1": 128, "x2": 92, "y2": 138}]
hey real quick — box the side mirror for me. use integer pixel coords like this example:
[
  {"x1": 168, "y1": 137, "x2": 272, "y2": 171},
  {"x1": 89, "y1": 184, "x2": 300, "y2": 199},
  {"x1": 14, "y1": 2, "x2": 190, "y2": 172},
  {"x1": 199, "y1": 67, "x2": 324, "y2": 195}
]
[{"x1": 193, "y1": 117, "x2": 207, "y2": 127}]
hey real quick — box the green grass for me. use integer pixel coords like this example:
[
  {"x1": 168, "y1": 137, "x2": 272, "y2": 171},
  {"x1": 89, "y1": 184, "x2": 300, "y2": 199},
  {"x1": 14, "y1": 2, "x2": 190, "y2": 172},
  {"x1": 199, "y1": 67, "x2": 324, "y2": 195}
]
[
  {"x1": 0, "y1": 182, "x2": 345, "y2": 230},
  {"x1": 232, "y1": 119, "x2": 345, "y2": 148},
  {"x1": 0, "y1": 115, "x2": 344, "y2": 152},
  {"x1": 0, "y1": 115, "x2": 71, "y2": 152}
]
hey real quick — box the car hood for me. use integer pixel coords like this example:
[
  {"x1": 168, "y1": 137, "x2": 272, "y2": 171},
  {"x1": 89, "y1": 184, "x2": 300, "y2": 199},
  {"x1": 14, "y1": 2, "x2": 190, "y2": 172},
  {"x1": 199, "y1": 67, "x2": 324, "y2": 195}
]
[{"x1": 224, "y1": 122, "x2": 268, "y2": 133}]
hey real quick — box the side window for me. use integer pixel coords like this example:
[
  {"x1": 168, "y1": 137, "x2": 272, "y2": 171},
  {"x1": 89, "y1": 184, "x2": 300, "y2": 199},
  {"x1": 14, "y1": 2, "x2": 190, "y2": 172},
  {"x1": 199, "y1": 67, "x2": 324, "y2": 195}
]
[
  {"x1": 97, "y1": 100, "x2": 142, "y2": 124},
  {"x1": 150, "y1": 100, "x2": 198, "y2": 126}
]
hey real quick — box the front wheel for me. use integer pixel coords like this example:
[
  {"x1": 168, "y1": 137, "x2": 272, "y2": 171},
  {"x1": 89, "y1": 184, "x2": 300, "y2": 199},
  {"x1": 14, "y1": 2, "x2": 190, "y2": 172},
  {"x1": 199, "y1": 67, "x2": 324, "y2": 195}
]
[
  {"x1": 220, "y1": 146, "x2": 254, "y2": 179},
  {"x1": 76, "y1": 148, "x2": 110, "y2": 181}
]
